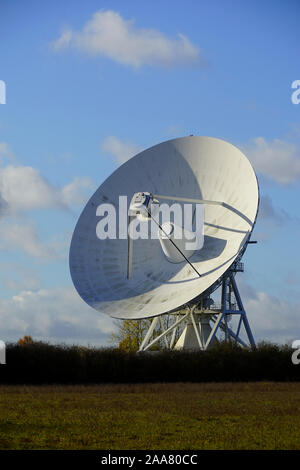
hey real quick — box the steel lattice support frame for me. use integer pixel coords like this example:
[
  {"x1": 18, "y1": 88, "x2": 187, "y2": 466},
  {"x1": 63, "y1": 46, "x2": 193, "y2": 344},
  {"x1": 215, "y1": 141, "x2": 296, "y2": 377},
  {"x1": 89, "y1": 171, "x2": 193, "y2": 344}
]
[
  {"x1": 138, "y1": 272, "x2": 256, "y2": 352},
  {"x1": 205, "y1": 273, "x2": 256, "y2": 349}
]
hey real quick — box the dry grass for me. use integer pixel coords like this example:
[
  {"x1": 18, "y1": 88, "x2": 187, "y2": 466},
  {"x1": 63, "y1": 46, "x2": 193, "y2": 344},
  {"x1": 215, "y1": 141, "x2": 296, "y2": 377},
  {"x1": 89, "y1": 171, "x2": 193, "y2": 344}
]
[{"x1": 1, "y1": 382, "x2": 300, "y2": 450}]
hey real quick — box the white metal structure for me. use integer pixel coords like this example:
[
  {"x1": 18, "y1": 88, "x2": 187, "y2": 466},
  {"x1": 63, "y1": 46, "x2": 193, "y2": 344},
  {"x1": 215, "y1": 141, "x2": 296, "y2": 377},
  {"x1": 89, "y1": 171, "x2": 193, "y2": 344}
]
[{"x1": 69, "y1": 136, "x2": 259, "y2": 350}]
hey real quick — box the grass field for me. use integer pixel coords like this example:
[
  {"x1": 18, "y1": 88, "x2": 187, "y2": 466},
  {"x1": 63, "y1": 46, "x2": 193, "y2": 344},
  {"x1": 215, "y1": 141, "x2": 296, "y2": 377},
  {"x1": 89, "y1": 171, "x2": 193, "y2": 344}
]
[{"x1": 0, "y1": 382, "x2": 300, "y2": 450}]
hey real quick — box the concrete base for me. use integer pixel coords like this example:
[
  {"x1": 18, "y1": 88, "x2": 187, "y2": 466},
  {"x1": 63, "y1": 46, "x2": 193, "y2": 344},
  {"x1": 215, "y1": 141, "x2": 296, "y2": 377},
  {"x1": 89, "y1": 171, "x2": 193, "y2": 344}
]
[{"x1": 174, "y1": 316, "x2": 217, "y2": 350}]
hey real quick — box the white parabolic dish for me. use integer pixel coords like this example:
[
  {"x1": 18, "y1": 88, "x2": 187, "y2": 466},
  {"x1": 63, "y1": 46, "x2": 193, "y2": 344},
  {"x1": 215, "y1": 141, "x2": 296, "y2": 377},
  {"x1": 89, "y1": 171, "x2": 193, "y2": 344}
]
[{"x1": 69, "y1": 136, "x2": 259, "y2": 320}]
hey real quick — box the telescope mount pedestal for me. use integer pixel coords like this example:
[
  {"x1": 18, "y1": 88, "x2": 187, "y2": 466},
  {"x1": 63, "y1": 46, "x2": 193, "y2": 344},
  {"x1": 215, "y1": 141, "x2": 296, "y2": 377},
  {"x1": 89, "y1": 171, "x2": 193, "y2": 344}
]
[{"x1": 138, "y1": 264, "x2": 255, "y2": 352}]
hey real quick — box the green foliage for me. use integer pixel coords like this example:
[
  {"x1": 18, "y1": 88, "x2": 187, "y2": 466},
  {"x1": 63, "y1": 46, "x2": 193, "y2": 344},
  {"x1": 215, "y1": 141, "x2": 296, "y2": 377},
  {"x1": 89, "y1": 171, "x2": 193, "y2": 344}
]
[
  {"x1": 110, "y1": 319, "x2": 151, "y2": 352},
  {"x1": 1, "y1": 340, "x2": 300, "y2": 384}
]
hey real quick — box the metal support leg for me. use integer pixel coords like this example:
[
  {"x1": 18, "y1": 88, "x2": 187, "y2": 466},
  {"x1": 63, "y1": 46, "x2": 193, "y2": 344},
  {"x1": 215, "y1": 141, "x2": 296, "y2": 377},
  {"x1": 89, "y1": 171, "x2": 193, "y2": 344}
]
[
  {"x1": 142, "y1": 312, "x2": 189, "y2": 352},
  {"x1": 190, "y1": 306, "x2": 203, "y2": 349},
  {"x1": 169, "y1": 315, "x2": 178, "y2": 349},
  {"x1": 159, "y1": 316, "x2": 169, "y2": 349},
  {"x1": 138, "y1": 316, "x2": 159, "y2": 351},
  {"x1": 230, "y1": 274, "x2": 256, "y2": 348},
  {"x1": 138, "y1": 270, "x2": 256, "y2": 351}
]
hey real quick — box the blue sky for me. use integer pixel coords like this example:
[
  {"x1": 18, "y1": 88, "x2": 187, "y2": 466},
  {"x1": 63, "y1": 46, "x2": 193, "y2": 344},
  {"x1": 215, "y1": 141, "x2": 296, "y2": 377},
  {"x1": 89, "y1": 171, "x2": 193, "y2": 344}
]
[{"x1": 0, "y1": 0, "x2": 299, "y2": 345}]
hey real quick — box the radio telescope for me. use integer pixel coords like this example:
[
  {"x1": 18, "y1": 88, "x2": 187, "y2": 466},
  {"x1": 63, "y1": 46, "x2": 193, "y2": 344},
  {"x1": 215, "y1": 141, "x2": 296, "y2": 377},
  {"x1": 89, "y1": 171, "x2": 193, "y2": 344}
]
[{"x1": 69, "y1": 136, "x2": 259, "y2": 350}]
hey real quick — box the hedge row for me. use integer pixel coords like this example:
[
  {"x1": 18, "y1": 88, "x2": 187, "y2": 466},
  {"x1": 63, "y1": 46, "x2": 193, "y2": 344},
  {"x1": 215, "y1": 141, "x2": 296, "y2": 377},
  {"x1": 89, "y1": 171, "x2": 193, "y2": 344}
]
[{"x1": 0, "y1": 342, "x2": 299, "y2": 384}]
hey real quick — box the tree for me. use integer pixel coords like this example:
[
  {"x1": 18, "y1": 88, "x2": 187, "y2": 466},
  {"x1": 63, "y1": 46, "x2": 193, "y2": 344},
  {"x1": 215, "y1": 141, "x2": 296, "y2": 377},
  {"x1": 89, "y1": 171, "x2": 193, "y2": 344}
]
[
  {"x1": 110, "y1": 319, "x2": 151, "y2": 352},
  {"x1": 110, "y1": 315, "x2": 180, "y2": 352},
  {"x1": 18, "y1": 335, "x2": 34, "y2": 346}
]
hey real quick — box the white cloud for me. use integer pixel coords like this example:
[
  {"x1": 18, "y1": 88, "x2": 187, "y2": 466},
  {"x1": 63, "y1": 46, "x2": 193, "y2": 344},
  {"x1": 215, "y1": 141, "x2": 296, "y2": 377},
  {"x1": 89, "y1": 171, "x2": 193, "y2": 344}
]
[
  {"x1": 242, "y1": 137, "x2": 300, "y2": 185},
  {"x1": 240, "y1": 282, "x2": 300, "y2": 344},
  {"x1": 102, "y1": 135, "x2": 141, "y2": 164},
  {"x1": 1, "y1": 281, "x2": 297, "y2": 347},
  {"x1": 0, "y1": 220, "x2": 59, "y2": 259},
  {"x1": 0, "y1": 261, "x2": 40, "y2": 292},
  {"x1": 60, "y1": 176, "x2": 94, "y2": 206},
  {"x1": 0, "y1": 141, "x2": 14, "y2": 161},
  {"x1": 52, "y1": 9, "x2": 202, "y2": 68},
  {"x1": 0, "y1": 165, "x2": 60, "y2": 212},
  {"x1": 0, "y1": 286, "x2": 115, "y2": 345},
  {"x1": 0, "y1": 164, "x2": 93, "y2": 214},
  {"x1": 52, "y1": 29, "x2": 73, "y2": 51},
  {"x1": 252, "y1": 194, "x2": 296, "y2": 243},
  {"x1": 252, "y1": 195, "x2": 284, "y2": 242},
  {"x1": 6, "y1": 277, "x2": 39, "y2": 291},
  {"x1": 258, "y1": 195, "x2": 283, "y2": 223},
  {"x1": 0, "y1": 155, "x2": 93, "y2": 258}
]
